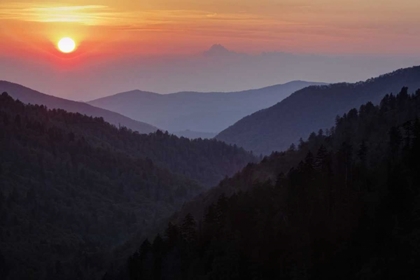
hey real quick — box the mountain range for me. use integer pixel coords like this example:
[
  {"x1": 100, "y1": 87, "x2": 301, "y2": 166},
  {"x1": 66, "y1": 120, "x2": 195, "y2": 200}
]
[
  {"x1": 0, "y1": 92, "x2": 255, "y2": 279},
  {"x1": 88, "y1": 81, "x2": 323, "y2": 133},
  {"x1": 114, "y1": 86, "x2": 420, "y2": 280},
  {"x1": 3, "y1": 45, "x2": 420, "y2": 100},
  {"x1": 2, "y1": 62, "x2": 420, "y2": 280},
  {"x1": 216, "y1": 66, "x2": 420, "y2": 155},
  {"x1": 0, "y1": 81, "x2": 158, "y2": 134}
]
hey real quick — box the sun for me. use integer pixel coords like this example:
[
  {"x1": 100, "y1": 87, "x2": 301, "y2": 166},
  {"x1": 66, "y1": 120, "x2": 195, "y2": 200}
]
[{"x1": 57, "y1": 37, "x2": 76, "y2": 53}]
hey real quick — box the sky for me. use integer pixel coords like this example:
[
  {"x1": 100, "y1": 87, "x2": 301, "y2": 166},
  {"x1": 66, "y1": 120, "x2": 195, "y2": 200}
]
[{"x1": 1, "y1": 0, "x2": 420, "y2": 100}]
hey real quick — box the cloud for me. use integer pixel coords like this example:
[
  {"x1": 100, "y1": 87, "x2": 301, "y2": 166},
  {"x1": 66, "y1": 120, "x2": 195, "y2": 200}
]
[
  {"x1": 3, "y1": 1, "x2": 415, "y2": 54},
  {"x1": 0, "y1": 3, "x2": 117, "y2": 25},
  {"x1": 0, "y1": 3, "x2": 266, "y2": 27}
]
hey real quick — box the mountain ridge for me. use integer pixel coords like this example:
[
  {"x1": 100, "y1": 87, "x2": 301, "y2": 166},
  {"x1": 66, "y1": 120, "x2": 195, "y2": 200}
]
[
  {"x1": 0, "y1": 81, "x2": 158, "y2": 134},
  {"x1": 0, "y1": 92, "x2": 257, "y2": 278},
  {"x1": 215, "y1": 65, "x2": 420, "y2": 155},
  {"x1": 116, "y1": 86, "x2": 420, "y2": 280},
  {"x1": 202, "y1": 44, "x2": 237, "y2": 57},
  {"x1": 89, "y1": 80, "x2": 325, "y2": 133}
]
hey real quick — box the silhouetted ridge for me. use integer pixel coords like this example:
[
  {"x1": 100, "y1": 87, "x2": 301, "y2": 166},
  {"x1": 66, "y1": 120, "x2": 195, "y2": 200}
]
[
  {"x1": 0, "y1": 92, "x2": 200, "y2": 279},
  {"x1": 0, "y1": 81, "x2": 158, "y2": 134},
  {"x1": 115, "y1": 86, "x2": 420, "y2": 280},
  {"x1": 89, "y1": 81, "x2": 324, "y2": 133},
  {"x1": 216, "y1": 65, "x2": 420, "y2": 154},
  {"x1": 0, "y1": 92, "x2": 256, "y2": 279}
]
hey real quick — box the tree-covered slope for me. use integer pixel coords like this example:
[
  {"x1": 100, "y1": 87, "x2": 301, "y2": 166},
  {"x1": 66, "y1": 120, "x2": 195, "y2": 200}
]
[
  {"x1": 216, "y1": 66, "x2": 420, "y2": 155},
  {"x1": 0, "y1": 81, "x2": 158, "y2": 134},
  {"x1": 1, "y1": 92, "x2": 256, "y2": 188},
  {"x1": 0, "y1": 93, "x2": 202, "y2": 280},
  {"x1": 0, "y1": 92, "x2": 255, "y2": 279},
  {"x1": 118, "y1": 87, "x2": 420, "y2": 280}
]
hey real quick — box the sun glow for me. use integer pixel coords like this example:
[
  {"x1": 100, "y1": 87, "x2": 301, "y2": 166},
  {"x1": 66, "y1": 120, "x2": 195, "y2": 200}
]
[{"x1": 57, "y1": 37, "x2": 76, "y2": 53}]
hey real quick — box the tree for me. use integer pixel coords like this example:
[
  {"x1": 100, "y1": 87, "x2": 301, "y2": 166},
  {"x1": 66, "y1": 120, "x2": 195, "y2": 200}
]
[
  {"x1": 357, "y1": 141, "x2": 367, "y2": 164},
  {"x1": 389, "y1": 126, "x2": 402, "y2": 158},
  {"x1": 315, "y1": 145, "x2": 332, "y2": 175},
  {"x1": 165, "y1": 222, "x2": 180, "y2": 248},
  {"x1": 181, "y1": 214, "x2": 197, "y2": 243}
]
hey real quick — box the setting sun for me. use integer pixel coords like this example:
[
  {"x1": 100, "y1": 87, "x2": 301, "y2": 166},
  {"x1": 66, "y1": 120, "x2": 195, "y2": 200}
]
[{"x1": 57, "y1": 37, "x2": 76, "y2": 53}]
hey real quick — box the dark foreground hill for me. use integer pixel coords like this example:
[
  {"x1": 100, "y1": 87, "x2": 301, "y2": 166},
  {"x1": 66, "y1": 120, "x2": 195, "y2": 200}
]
[
  {"x1": 0, "y1": 93, "x2": 199, "y2": 280},
  {"x1": 0, "y1": 81, "x2": 158, "y2": 134},
  {"x1": 89, "y1": 81, "x2": 323, "y2": 134},
  {"x1": 216, "y1": 66, "x2": 420, "y2": 155},
  {"x1": 113, "y1": 87, "x2": 420, "y2": 280},
  {"x1": 1, "y1": 90, "x2": 256, "y2": 188},
  {"x1": 0, "y1": 92, "x2": 255, "y2": 279}
]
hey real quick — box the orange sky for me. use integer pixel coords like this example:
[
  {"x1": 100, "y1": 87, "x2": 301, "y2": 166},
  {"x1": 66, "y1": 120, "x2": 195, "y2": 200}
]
[
  {"x1": 1, "y1": 0, "x2": 420, "y2": 100},
  {"x1": 1, "y1": 0, "x2": 420, "y2": 61}
]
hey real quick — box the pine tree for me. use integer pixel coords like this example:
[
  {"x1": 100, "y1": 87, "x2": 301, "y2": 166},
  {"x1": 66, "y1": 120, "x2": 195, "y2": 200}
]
[{"x1": 181, "y1": 214, "x2": 197, "y2": 243}]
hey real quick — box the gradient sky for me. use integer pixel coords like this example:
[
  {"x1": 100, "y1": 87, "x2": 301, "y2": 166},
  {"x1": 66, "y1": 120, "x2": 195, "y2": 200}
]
[{"x1": 1, "y1": 0, "x2": 420, "y2": 99}]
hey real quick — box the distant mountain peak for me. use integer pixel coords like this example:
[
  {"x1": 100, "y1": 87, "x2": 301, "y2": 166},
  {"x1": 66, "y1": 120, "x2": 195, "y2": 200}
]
[
  {"x1": 209, "y1": 44, "x2": 228, "y2": 51},
  {"x1": 203, "y1": 44, "x2": 234, "y2": 56}
]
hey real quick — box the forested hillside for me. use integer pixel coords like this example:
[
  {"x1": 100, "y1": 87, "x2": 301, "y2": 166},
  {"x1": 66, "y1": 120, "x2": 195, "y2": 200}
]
[
  {"x1": 118, "y1": 87, "x2": 420, "y2": 280},
  {"x1": 216, "y1": 66, "x2": 420, "y2": 155},
  {"x1": 0, "y1": 92, "x2": 255, "y2": 279},
  {"x1": 1, "y1": 92, "x2": 255, "y2": 188}
]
